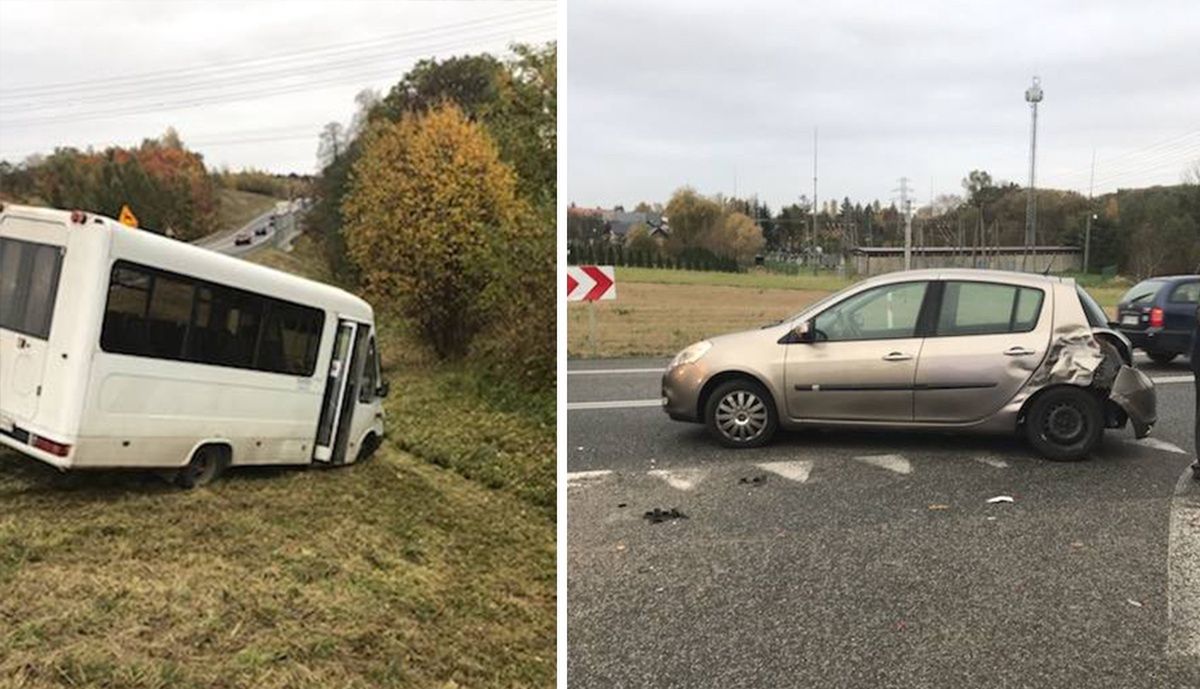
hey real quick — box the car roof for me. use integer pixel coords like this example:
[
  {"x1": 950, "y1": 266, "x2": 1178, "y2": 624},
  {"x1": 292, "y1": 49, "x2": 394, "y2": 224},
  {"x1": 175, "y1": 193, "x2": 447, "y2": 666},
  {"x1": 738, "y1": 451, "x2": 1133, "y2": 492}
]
[
  {"x1": 863, "y1": 267, "x2": 1069, "y2": 287},
  {"x1": 1133, "y1": 275, "x2": 1200, "y2": 284}
]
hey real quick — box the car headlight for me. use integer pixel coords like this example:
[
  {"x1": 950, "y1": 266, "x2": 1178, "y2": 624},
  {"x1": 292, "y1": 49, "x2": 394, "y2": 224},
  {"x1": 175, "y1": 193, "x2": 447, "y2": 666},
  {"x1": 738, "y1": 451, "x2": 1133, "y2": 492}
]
[{"x1": 670, "y1": 340, "x2": 712, "y2": 369}]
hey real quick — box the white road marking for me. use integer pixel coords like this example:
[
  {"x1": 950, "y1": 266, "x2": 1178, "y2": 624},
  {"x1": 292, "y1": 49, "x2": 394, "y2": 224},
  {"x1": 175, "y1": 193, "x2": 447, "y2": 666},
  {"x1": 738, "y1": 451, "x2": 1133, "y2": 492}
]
[
  {"x1": 1167, "y1": 468, "x2": 1200, "y2": 658},
  {"x1": 568, "y1": 368, "x2": 664, "y2": 376},
  {"x1": 1152, "y1": 375, "x2": 1193, "y2": 385},
  {"x1": 648, "y1": 468, "x2": 707, "y2": 491},
  {"x1": 567, "y1": 470, "x2": 612, "y2": 487},
  {"x1": 973, "y1": 456, "x2": 1010, "y2": 469},
  {"x1": 855, "y1": 454, "x2": 913, "y2": 475},
  {"x1": 568, "y1": 399, "x2": 665, "y2": 410},
  {"x1": 756, "y1": 460, "x2": 814, "y2": 483},
  {"x1": 1128, "y1": 437, "x2": 1189, "y2": 455}
]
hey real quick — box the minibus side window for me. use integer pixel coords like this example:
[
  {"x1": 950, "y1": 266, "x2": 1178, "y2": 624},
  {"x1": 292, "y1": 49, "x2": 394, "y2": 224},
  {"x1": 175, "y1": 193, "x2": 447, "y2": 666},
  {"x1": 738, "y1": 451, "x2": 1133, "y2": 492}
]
[
  {"x1": 100, "y1": 260, "x2": 323, "y2": 377},
  {"x1": 359, "y1": 335, "x2": 378, "y2": 403},
  {"x1": 146, "y1": 274, "x2": 194, "y2": 358},
  {"x1": 101, "y1": 266, "x2": 152, "y2": 354},
  {"x1": 258, "y1": 301, "x2": 324, "y2": 376}
]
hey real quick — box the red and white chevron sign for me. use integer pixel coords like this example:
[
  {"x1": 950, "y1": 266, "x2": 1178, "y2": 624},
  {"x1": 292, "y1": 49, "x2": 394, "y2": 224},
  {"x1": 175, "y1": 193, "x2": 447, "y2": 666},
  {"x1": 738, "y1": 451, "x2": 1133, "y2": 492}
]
[{"x1": 567, "y1": 265, "x2": 616, "y2": 302}]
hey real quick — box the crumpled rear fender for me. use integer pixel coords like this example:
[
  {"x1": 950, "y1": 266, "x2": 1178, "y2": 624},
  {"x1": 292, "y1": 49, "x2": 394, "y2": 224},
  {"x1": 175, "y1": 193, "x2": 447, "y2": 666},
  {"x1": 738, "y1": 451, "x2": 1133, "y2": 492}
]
[{"x1": 1108, "y1": 365, "x2": 1157, "y2": 438}]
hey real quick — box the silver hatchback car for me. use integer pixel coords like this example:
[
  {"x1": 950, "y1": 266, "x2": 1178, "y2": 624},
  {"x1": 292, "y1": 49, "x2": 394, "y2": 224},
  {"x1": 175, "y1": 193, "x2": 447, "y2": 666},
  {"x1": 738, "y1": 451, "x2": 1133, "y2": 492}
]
[{"x1": 662, "y1": 269, "x2": 1157, "y2": 460}]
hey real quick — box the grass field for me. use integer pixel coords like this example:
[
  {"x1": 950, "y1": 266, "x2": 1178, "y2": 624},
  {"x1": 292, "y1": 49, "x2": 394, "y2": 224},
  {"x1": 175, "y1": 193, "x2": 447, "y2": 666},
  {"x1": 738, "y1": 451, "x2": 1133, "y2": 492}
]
[
  {"x1": 215, "y1": 188, "x2": 279, "y2": 233},
  {"x1": 568, "y1": 266, "x2": 1132, "y2": 358},
  {"x1": 0, "y1": 235, "x2": 555, "y2": 688}
]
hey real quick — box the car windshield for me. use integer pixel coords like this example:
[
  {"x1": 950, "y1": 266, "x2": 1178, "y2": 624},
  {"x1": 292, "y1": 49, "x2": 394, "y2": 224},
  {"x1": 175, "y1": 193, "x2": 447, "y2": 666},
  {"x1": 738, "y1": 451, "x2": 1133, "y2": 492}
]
[{"x1": 1120, "y1": 280, "x2": 1164, "y2": 305}]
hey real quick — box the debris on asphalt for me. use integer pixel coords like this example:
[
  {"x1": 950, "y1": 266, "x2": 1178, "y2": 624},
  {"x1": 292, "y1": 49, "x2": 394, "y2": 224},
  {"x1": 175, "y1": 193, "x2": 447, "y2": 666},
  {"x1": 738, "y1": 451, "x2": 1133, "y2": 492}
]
[
  {"x1": 1127, "y1": 599, "x2": 1143, "y2": 608},
  {"x1": 617, "y1": 503, "x2": 627, "y2": 508},
  {"x1": 986, "y1": 495, "x2": 1015, "y2": 504},
  {"x1": 739, "y1": 475, "x2": 768, "y2": 486},
  {"x1": 986, "y1": 516, "x2": 998, "y2": 521},
  {"x1": 928, "y1": 504, "x2": 950, "y2": 510},
  {"x1": 1070, "y1": 541, "x2": 1085, "y2": 549},
  {"x1": 643, "y1": 507, "x2": 688, "y2": 524},
  {"x1": 615, "y1": 543, "x2": 627, "y2": 552}
]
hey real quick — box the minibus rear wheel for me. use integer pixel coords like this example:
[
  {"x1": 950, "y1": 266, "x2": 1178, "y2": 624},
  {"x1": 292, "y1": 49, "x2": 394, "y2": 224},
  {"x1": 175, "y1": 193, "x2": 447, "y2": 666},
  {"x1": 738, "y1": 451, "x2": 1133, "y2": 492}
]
[{"x1": 176, "y1": 445, "x2": 228, "y2": 489}]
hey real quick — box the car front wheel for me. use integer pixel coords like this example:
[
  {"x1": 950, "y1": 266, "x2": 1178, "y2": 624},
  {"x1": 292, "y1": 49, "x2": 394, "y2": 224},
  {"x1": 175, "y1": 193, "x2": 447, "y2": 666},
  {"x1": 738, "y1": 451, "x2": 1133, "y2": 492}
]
[
  {"x1": 1024, "y1": 387, "x2": 1103, "y2": 461},
  {"x1": 705, "y1": 379, "x2": 778, "y2": 449}
]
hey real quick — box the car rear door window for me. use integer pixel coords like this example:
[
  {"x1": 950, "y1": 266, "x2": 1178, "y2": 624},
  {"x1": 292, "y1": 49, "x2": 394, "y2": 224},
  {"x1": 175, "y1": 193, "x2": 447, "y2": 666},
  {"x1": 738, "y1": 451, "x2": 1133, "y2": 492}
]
[
  {"x1": 1169, "y1": 282, "x2": 1200, "y2": 303},
  {"x1": 936, "y1": 281, "x2": 1044, "y2": 336}
]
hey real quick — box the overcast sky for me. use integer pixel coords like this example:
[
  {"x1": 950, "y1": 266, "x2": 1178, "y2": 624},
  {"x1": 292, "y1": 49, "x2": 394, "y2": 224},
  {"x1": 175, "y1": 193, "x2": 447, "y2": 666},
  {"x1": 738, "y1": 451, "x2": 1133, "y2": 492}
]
[
  {"x1": 0, "y1": 0, "x2": 555, "y2": 174},
  {"x1": 568, "y1": 0, "x2": 1200, "y2": 210}
]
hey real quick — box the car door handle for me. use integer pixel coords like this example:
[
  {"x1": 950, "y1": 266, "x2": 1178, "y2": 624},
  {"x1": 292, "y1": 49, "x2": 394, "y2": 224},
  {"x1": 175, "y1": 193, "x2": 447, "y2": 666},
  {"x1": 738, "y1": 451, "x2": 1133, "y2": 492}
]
[
  {"x1": 1004, "y1": 346, "x2": 1036, "y2": 356},
  {"x1": 882, "y1": 352, "x2": 913, "y2": 361}
]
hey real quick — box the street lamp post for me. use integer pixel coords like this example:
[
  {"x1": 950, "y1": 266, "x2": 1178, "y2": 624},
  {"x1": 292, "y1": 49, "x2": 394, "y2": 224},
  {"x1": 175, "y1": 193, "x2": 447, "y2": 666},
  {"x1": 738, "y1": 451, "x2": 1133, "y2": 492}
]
[{"x1": 1024, "y1": 76, "x2": 1043, "y2": 269}]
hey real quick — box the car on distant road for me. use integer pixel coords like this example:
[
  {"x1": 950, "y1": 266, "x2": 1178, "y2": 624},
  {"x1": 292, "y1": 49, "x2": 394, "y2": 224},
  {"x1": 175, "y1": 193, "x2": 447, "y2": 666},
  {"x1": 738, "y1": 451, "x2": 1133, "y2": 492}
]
[
  {"x1": 255, "y1": 225, "x2": 268, "y2": 237},
  {"x1": 1114, "y1": 275, "x2": 1199, "y2": 364},
  {"x1": 662, "y1": 269, "x2": 1155, "y2": 461},
  {"x1": 234, "y1": 232, "x2": 251, "y2": 246}
]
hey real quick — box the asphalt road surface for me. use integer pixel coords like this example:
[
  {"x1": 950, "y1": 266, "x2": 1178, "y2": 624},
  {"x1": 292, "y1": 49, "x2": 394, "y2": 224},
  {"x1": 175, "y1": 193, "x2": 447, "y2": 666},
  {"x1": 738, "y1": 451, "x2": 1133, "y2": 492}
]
[
  {"x1": 567, "y1": 354, "x2": 1200, "y2": 688},
  {"x1": 192, "y1": 200, "x2": 305, "y2": 257}
]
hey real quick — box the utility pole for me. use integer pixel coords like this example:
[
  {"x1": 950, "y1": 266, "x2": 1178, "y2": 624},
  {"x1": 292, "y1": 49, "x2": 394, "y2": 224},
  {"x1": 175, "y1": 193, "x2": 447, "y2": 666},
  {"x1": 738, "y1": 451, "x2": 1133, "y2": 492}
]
[
  {"x1": 1024, "y1": 76, "x2": 1044, "y2": 270},
  {"x1": 811, "y1": 126, "x2": 819, "y2": 275},
  {"x1": 1084, "y1": 148, "x2": 1095, "y2": 273},
  {"x1": 898, "y1": 176, "x2": 913, "y2": 270}
]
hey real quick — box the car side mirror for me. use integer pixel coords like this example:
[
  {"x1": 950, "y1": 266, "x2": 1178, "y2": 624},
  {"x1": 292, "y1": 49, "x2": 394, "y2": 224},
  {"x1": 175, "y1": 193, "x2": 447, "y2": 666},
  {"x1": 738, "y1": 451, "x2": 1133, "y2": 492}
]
[
  {"x1": 377, "y1": 380, "x2": 390, "y2": 398},
  {"x1": 794, "y1": 320, "x2": 816, "y2": 343}
]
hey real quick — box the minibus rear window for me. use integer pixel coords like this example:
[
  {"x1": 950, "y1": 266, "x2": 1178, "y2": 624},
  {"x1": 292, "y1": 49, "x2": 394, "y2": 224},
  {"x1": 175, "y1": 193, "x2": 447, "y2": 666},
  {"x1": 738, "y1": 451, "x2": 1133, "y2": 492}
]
[{"x1": 0, "y1": 237, "x2": 64, "y2": 340}]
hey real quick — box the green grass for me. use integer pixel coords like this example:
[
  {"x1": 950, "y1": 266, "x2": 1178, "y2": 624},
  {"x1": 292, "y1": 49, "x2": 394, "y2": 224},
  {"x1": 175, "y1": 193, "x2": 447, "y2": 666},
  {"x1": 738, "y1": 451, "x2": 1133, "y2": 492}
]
[
  {"x1": 216, "y1": 188, "x2": 278, "y2": 232},
  {"x1": 0, "y1": 448, "x2": 554, "y2": 688},
  {"x1": 0, "y1": 234, "x2": 555, "y2": 688},
  {"x1": 251, "y1": 236, "x2": 556, "y2": 511}
]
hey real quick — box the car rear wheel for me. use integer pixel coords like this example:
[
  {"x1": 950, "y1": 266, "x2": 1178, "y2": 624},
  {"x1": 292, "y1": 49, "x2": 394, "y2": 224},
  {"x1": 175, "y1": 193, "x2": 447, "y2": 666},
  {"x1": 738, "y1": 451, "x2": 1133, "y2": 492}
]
[
  {"x1": 705, "y1": 379, "x2": 778, "y2": 448},
  {"x1": 1147, "y1": 351, "x2": 1178, "y2": 365},
  {"x1": 1024, "y1": 387, "x2": 1103, "y2": 461}
]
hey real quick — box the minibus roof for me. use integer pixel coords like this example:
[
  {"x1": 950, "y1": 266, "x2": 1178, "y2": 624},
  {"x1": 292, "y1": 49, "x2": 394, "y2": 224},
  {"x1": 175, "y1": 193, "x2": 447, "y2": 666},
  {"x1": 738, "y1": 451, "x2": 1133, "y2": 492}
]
[{"x1": 1, "y1": 204, "x2": 373, "y2": 322}]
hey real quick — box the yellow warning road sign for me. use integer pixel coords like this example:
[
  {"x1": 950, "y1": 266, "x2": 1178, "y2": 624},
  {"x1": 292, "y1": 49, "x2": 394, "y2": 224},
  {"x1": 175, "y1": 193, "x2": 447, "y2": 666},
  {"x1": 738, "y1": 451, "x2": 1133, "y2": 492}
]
[{"x1": 118, "y1": 205, "x2": 138, "y2": 228}]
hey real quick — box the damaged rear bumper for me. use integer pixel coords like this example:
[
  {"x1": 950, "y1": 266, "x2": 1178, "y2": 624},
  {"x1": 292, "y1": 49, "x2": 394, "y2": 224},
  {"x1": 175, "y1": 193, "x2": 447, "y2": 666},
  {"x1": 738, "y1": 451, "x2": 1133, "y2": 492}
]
[{"x1": 1108, "y1": 365, "x2": 1157, "y2": 438}]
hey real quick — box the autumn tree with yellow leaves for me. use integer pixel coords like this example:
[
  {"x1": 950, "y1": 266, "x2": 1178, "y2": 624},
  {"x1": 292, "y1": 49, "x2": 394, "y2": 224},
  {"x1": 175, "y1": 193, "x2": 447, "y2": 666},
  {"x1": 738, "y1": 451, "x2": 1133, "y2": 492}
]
[{"x1": 342, "y1": 103, "x2": 544, "y2": 365}]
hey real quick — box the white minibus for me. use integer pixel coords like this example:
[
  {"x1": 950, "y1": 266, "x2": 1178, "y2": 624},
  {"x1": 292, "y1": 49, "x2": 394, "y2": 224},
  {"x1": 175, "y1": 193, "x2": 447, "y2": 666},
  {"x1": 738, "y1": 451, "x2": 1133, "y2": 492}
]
[{"x1": 0, "y1": 203, "x2": 386, "y2": 487}]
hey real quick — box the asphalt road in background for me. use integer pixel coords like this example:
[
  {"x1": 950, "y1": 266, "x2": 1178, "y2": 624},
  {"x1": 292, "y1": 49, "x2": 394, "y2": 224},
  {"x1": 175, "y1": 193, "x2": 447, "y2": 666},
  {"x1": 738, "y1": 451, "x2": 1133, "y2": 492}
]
[
  {"x1": 567, "y1": 354, "x2": 1200, "y2": 688},
  {"x1": 192, "y1": 200, "x2": 305, "y2": 257}
]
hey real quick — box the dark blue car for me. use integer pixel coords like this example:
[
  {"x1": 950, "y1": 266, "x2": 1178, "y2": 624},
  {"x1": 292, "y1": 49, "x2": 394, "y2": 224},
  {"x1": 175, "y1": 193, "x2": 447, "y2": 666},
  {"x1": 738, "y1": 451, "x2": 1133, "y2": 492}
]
[{"x1": 1114, "y1": 275, "x2": 1200, "y2": 364}]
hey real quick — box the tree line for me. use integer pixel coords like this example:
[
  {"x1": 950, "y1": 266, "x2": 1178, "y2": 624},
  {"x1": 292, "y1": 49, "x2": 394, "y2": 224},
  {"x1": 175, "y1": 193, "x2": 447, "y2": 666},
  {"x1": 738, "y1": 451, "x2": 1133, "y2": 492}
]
[
  {"x1": 308, "y1": 43, "x2": 556, "y2": 391},
  {"x1": 570, "y1": 168, "x2": 1200, "y2": 279},
  {"x1": 0, "y1": 129, "x2": 220, "y2": 240}
]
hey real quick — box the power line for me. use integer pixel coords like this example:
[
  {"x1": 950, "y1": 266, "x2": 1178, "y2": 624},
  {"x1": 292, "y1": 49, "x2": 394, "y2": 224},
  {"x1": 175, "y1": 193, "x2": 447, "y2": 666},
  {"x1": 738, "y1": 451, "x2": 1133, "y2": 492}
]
[
  {"x1": 0, "y1": 12, "x2": 554, "y2": 113},
  {"x1": 0, "y1": 6, "x2": 553, "y2": 98},
  {"x1": 0, "y1": 24, "x2": 555, "y2": 128}
]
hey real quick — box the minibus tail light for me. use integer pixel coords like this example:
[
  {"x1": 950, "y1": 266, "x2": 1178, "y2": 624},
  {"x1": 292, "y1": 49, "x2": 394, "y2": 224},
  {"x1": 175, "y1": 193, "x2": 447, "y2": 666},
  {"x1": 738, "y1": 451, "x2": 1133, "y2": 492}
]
[
  {"x1": 32, "y1": 435, "x2": 71, "y2": 457},
  {"x1": 1149, "y1": 307, "x2": 1164, "y2": 328},
  {"x1": 70, "y1": 210, "x2": 87, "y2": 224}
]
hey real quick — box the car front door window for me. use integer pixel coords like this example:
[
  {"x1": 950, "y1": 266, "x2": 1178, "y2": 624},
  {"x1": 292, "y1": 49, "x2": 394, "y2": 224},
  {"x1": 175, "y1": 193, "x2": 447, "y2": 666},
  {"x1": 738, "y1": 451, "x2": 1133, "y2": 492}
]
[{"x1": 813, "y1": 282, "x2": 927, "y2": 341}]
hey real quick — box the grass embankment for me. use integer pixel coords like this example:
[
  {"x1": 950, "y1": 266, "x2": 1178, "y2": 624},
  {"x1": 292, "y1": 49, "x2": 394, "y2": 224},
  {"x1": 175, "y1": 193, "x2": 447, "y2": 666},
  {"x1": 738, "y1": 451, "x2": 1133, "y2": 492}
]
[
  {"x1": 568, "y1": 266, "x2": 1130, "y2": 358},
  {"x1": 0, "y1": 235, "x2": 555, "y2": 688},
  {"x1": 215, "y1": 188, "x2": 278, "y2": 232}
]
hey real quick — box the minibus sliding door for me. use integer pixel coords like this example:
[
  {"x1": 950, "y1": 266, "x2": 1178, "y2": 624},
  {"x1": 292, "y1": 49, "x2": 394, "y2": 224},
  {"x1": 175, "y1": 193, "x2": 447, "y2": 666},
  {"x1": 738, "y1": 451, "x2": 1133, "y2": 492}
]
[{"x1": 313, "y1": 319, "x2": 368, "y2": 464}]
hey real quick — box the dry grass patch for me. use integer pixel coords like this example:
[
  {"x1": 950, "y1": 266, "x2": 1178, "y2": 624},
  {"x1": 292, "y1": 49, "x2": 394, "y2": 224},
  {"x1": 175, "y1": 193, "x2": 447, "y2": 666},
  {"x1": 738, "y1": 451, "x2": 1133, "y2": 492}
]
[
  {"x1": 215, "y1": 189, "x2": 278, "y2": 233},
  {"x1": 568, "y1": 282, "x2": 827, "y2": 358},
  {"x1": 0, "y1": 448, "x2": 554, "y2": 689}
]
